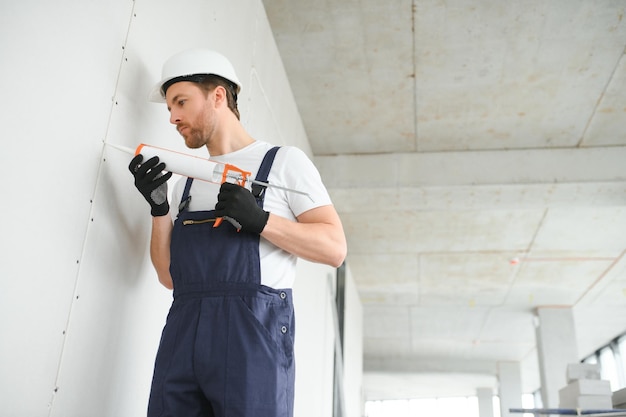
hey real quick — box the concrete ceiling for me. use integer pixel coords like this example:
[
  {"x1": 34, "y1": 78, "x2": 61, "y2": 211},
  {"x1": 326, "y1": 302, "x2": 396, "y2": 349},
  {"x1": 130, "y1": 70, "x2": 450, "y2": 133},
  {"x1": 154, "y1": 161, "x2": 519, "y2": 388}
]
[{"x1": 262, "y1": 0, "x2": 626, "y2": 400}]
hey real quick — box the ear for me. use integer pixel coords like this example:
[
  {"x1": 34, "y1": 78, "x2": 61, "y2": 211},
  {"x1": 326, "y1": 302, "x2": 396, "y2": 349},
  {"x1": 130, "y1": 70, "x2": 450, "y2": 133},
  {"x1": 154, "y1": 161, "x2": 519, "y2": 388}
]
[{"x1": 213, "y1": 85, "x2": 228, "y2": 109}]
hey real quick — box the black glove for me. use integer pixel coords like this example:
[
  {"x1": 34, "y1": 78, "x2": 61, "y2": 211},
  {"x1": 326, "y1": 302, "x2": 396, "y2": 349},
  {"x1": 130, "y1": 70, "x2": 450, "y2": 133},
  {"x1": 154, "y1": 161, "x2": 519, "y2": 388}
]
[
  {"x1": 215, "y1": 182, "x2": 269, "y2": 233},
  {"x1": 128, "y1": 154, "x2": 173, "y2": 216}
]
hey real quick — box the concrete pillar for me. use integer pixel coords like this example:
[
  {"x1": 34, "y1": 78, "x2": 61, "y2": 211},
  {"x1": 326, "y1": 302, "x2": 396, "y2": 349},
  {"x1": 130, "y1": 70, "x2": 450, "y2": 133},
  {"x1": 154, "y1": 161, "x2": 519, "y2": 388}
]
[
  {"x1": 535, "y1": 306, "x2": 579, "y2": 408},
  {"x1": 477, "y1": 387, "x2": 494, "y2": 417},
  {"x1": 498, "y1": 361, "x2": 522, "y2": 417}
]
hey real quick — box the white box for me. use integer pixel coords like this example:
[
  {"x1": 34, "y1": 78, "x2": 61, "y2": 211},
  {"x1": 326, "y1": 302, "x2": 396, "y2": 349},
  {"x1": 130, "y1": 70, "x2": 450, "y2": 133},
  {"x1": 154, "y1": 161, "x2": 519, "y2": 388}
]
[
  {"x1": 566, "y1": 363, "x2": 601, "y2": 383},
  {"x1": 614, "y1": 387, "x2": 626, "y2": 409},
  {"x1": 559, "y1": 394, "x2": 613, "y2": 410},
  {"x1": 560, "y1": 379, "x2": 612, "y2": 398}
]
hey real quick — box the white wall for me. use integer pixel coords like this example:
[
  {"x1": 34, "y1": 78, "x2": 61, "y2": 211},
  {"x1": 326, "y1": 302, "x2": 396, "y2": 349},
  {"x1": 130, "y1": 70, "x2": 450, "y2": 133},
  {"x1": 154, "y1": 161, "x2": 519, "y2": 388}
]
[
  {"x1": 293, "y1": 262, "x2": 338, "y2": 417},
  {"x1": 292, "y1": 263, "x2": 365, "y2": 417},
  {"x1": 0, "y1": 0, "x2": 358, "y2": 415}
]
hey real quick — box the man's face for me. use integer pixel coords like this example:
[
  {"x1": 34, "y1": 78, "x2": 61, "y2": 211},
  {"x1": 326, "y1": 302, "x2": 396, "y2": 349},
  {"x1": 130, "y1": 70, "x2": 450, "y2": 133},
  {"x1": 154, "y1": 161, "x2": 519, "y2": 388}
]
[{"x1": 165, "y1": 81, "x2": 215, "y2": 149}]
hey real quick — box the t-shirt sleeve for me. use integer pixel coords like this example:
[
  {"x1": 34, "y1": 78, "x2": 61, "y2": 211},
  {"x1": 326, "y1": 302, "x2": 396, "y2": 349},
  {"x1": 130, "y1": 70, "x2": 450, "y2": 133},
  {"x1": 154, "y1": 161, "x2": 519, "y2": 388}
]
[{"x1": 268, "y1": 146, "x2": 333, "y2": 218}]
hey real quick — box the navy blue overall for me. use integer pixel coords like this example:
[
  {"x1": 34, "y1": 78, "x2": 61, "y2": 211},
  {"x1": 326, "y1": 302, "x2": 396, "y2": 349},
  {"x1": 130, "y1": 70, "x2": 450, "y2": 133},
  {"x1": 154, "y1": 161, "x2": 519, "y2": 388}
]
[{"x1": 148, "y1": 147, "x2": 295, "y2": 417}]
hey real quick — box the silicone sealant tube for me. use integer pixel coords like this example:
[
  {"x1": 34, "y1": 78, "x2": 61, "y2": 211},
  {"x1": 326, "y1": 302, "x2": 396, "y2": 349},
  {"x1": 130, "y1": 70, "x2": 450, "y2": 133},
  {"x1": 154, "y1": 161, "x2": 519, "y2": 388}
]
[{"x1": 135, "y1": 143, "x2": 230, "y2": 184}]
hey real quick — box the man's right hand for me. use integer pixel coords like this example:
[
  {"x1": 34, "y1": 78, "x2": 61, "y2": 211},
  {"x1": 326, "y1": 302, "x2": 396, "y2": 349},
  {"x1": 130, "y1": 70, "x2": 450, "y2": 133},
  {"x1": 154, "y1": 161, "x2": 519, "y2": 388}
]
[{"x1": 128, "y1": 154, "x2": 173, "y2": 216}]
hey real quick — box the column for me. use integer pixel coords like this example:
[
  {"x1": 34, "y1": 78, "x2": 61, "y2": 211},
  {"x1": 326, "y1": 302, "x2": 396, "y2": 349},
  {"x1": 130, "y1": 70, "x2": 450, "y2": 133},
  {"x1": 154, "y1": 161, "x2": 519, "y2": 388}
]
[
  {"x1": 498, "y1": 361, "x2": 522, "y2": 417},
  {"x1": 477, "y1": 387, "x2": 494, "y2": 417},
  {"x1": 535, "y1": 306, "x2": 579, "y2": 408}
]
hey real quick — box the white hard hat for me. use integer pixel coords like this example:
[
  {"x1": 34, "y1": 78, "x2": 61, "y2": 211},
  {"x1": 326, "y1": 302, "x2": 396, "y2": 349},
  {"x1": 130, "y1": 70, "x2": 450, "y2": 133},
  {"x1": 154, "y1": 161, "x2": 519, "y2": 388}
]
[{"x1": 148, "y1": 49, "x2": 242, "y2": 102}]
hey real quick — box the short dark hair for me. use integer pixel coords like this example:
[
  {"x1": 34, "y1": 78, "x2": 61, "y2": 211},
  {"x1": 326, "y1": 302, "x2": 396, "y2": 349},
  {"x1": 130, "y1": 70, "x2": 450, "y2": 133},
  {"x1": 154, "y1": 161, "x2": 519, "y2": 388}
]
[
  {"x1": 198, "y1": 75, "x2": 240, "y2": 120},
  {"x1": 161, "y1": 74, "x2": 240, "y2": 120}
]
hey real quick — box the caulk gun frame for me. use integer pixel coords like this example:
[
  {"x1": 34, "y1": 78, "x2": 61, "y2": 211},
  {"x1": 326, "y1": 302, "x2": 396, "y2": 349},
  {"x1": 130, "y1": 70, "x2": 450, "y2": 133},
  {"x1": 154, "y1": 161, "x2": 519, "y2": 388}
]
[
  {"x1": 250, "y1": 178, "x2": 314, "y2": 202},
  {"x1": 222, "y1": 171, "x2": 314, "y2": 202},
  {"x1": 107, "y1": 142, "x2": 314, "y2": 202}
]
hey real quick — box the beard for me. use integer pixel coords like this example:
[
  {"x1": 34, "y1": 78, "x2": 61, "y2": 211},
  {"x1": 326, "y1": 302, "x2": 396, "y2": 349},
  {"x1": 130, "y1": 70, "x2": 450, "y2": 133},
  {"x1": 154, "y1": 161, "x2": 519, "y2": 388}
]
[
  {"x1": 177, "y1": 106, "x2": 216, "y2": 150},
  {"x1": 181, "y1": 128, "x2": 205, "y2": 149}
]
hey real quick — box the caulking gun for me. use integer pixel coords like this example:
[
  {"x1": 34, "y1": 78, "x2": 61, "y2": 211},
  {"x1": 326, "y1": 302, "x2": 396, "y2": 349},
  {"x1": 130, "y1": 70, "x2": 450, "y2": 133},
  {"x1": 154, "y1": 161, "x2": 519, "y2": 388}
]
[{"x1": 108, "y1": 142, "x2": 313, "y2": 228}]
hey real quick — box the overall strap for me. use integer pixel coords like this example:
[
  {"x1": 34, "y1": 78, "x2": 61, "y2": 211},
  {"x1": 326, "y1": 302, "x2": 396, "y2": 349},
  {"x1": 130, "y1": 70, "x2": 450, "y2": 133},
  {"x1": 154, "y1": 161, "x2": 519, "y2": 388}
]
[
  {"x1": 252, "y1": 146, "x2": 280, "y2": 204},
  {"x1": 178, "y1": 177, "x2": 194, "y2": 213}
]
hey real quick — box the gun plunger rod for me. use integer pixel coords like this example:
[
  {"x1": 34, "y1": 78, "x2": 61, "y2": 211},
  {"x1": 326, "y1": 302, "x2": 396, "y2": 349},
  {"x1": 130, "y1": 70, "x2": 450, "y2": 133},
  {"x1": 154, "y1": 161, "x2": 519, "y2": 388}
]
[{"x1": 222, "y1": 172, "x2": 312, "y2": 200}]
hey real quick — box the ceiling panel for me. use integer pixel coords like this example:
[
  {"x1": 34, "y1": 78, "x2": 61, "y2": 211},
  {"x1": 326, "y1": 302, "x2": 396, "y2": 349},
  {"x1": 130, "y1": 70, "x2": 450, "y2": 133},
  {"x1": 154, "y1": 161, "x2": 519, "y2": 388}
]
[
  {"x1": 365, "y1": 337, "x2": 413, "y2": 358},
  {"x1": 263, "y1": 0, "x2": 416, "y2": 155},
  {"x1": 343, "y1": 209, "x2": 545, "y2": 254},
  {"x1": 506, "y1": 257, "x2": 616, "y2": 306},
  {"x1": 349, "y1": 253, "x2": 420, "y2": 305},
  {"x1": 418, "y1": 252, "x2": 517, "y2": 307},
  {"x1": 363, "y1": 305, "x2": 412, "y2": 339},
  {"x1": 415, "y1": 1, "x2": 626, "y2": 152},
  {"x1": 478, "y1": 307, "x2": 537, "y2": 344},
  {"x1": 532, "y1": 207, "x2": 626, "y2": 252},
  {"x1": 410, "y1": 306, "x2": 490, "y2": 341},
  {"x1": 582, "y1": 55, "x2": 626, "y2": 146}
]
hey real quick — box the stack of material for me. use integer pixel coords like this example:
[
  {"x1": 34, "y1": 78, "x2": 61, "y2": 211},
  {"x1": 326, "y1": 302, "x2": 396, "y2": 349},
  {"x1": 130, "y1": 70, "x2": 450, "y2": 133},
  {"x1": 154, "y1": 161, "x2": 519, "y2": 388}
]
[
  {"x1": 614, "y1": 387, "x2": 626, "y2": 409},
  {"x1": 559, "y1": 363, "x2": 613, "y2": 410}
]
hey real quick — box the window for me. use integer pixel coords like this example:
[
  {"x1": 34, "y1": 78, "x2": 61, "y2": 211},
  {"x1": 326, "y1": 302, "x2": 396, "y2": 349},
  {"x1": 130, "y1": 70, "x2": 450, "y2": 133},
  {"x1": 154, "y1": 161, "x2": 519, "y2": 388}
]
[
  {"x1": 582, "y1": 331, "x2": 626, "y2": 391},
  {"x1": 599, "y1": 346, "x2": 620, "y2": 391},
  {"x1": 617, "y1": 336, "x2": 626, "y2": 388}
]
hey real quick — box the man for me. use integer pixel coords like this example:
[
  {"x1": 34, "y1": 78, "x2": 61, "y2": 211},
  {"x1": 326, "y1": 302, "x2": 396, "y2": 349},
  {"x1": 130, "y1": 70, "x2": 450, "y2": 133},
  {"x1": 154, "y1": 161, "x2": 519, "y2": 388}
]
[{"x1": 129, "y1": 48, "x2": 347, "y2": 417}]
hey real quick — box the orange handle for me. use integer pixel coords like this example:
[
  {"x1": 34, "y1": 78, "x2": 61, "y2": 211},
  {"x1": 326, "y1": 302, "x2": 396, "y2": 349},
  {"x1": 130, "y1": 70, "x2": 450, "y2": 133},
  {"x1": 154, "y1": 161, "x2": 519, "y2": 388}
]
[
  {"x1": 219, "y1": 163, "x2": 251, "y2": 186},
  {"x1": 213, "y1": 164, "x2": 251, "y2": 230}
]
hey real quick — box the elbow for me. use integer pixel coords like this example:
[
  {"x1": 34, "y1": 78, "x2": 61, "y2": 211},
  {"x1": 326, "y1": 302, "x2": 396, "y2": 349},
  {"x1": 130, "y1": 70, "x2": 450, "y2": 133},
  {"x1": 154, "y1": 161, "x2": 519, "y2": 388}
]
[
  {"x1": 328, "y1": 241, "x2": 347, "y2": 268},
  {"x1": 154, "y1": 264, "x2": 174, "y2": 290},
  {"x1": 151, "y1": 252, "x2": 173, "y2": 289},
  {"x1": 159, "y1": 274, "x2": 174, "y2": 290},
  {"x1": 329, "y1": 257, "x2": 345, "y2": 269}
]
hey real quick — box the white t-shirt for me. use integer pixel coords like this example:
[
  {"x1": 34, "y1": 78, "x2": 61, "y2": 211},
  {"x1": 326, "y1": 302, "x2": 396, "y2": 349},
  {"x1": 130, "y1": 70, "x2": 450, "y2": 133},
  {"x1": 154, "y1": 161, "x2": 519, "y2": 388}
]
[{"x1": 170, "y1": 140, "x2": 332, "y2": 289}]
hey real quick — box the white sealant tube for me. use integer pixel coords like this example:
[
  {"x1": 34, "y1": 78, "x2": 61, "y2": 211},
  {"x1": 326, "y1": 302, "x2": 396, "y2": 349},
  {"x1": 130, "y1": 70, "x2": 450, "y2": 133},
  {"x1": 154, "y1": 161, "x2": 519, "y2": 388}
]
[{"x1": 135, "y1": 143, "x2": 238, "y2": 185}]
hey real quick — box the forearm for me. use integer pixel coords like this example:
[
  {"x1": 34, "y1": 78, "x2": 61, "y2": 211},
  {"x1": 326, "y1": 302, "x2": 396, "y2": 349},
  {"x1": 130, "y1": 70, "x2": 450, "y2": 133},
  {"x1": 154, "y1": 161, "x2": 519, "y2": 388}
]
[
  {"x1": 261, "y1": 205, "x2": 347, "y2": 268},
  {"x1": 150, "y1": 214, "x2": 174, "y2": 289}
]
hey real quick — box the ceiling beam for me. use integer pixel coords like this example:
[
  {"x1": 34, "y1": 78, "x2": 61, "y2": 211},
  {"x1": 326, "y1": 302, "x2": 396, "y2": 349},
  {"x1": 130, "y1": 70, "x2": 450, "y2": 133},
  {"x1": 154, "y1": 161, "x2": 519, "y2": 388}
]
[
  {"x1": 326, "y1": 182, "x2": 626, "y2": 212},
  {"x1": 315, "y1": 146, "x2": 626, "y2": 188},
  {"x1": 365, "y1": 356, "x2": 497, "y2": 374}
]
